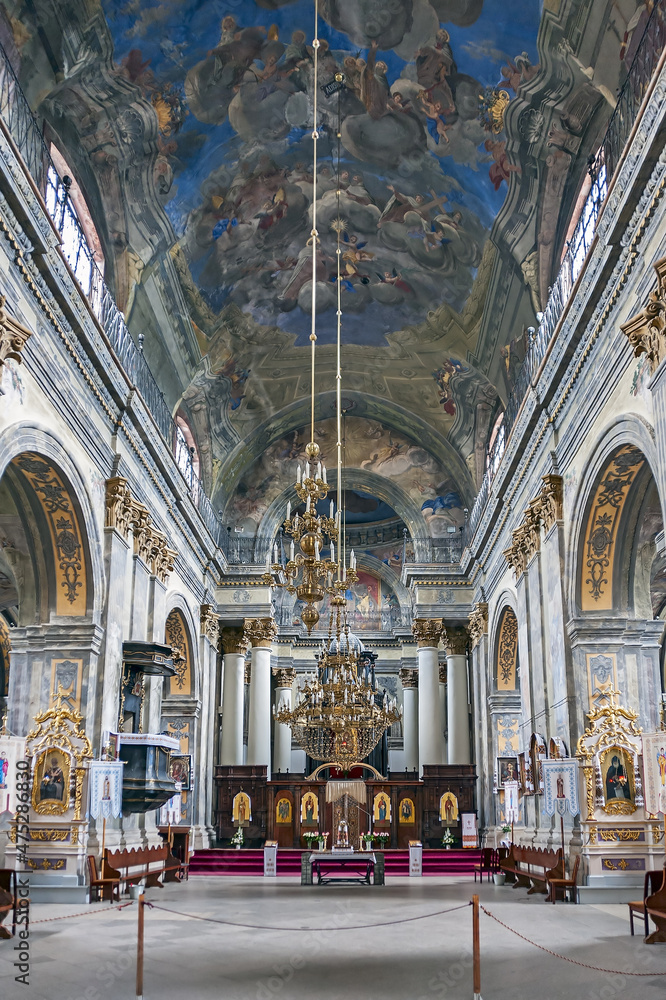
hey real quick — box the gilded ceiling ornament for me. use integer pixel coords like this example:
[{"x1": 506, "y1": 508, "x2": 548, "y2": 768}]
[
  {"x1": 442, "y1": 626, "x2": 468, "y2": 656},
  {"x1": 243, "y1": 617, "x2": 278, "y2": 648},
  {"x1": 412, "y1": 618, "x2": 443, "y2": 647},
  {"x1": 220, "y1": 627, "x2": 249, "y2": 656},
  {"x1": 0, "y1": 294, "x2": 31, "y2": 370},
  {"x1": 468, "y1": 602, "x2": 488, "y2": 650},
  {"x1": 621, "y1": 256, "x2": 666, "y2": 374},
  {"x1": 200, "y1": 604, "x2": 219, "y2": 645}
]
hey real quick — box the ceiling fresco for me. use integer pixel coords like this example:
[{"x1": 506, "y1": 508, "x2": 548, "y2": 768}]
[{"x1": 101, "y1": 0, "x2": 539, "y2": 346}]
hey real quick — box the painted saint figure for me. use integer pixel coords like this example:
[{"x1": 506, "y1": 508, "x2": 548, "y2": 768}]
[
  {"x1": 40, "y1": 756, "x2": 64, "y2": 802},
  {"x1": 657, "y1": 747, "x2": 666, "y2": 786},
  {"x1": 605, "y1": 754, "x2": 632, "y2": 801}
]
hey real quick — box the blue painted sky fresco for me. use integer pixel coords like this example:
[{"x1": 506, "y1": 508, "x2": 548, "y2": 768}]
[{"x1": 102, "y1": 0, "x2": 541, "y2": 345}]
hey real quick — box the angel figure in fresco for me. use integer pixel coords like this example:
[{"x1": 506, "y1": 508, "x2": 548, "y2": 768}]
[
  {"x1": 418, "y1": 90, "x2": 456, "y2": 145},
  {"x1": 484, "y1": 139, "x2": 521, "y2": 190}
]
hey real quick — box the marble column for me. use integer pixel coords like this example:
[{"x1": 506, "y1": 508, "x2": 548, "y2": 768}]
[
  {"x1": 273, "y1": 667, "x2": 295, "y2": 774},
  {"x1": 412, "y1": 619, "x2": 444, "y2": 775},
  {"x1": 399, "y1": 668, "x2": 419, "y2": 772},
  {"x1": 219, "y1": 627, "x2": 249, "y2": 766},
  {"x1": 443, "y1": 627, "x2": 470, "y2": 765},
  {"x1": 245, "y1": 617, "x2": 278, "y2": 772},
  {"x1": 439, "y1": 664, "x2": 448, "y2": 764}
]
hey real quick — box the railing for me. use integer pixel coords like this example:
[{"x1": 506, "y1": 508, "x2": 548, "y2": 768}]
[
  {"x1": 219, "y1": 533, "x2": 258, "y2": 565},
  {"x1": 0, "y1": 40, "x2": 221, "y2": 543},
  {"x1": 466, "y1": 0, "x2": 666, "y2": 544}
]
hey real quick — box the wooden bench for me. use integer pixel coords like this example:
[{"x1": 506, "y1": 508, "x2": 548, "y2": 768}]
[
  {"x1": 103, "y1": 845, "x2": 170, "y2": 893},
  {"x1": 500, "y1": 844, "x2": 563, "y2": 895},
  {"x1": 645, "y1": 863, "x2": 666, "y2": 943},
  {"x1": 473, "y1": 848, "x2": 496, "y2": 883},
  {"x1": 628, "y1": 868, "x2": 664, "y2": 936},
  {"x1": 547, "y1": 854, "x2": 580, "y2": 903},
  {"x1": 87, "y1": 855, "x2": 120, "y2": 903},
  {"x1": 0, "y1": 869, "x2": 17, "y2": 939}
]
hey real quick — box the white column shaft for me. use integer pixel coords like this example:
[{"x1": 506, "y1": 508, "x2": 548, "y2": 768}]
[
  {"x1": 403, "y1": 687, "x2": 419, "y2": 771},
  {"x1": 418, "y1": 646, "x2": 443, "y2": 773},
  {"x1": 247, "y1": 645, "x2": 272, "y2": 771},
  {"x1": 447, "y1": 653, "x2": 470, "y2": 764},
  {"x1": 439, "y1": 680, "x2": 448, "y2": 764},
  {"x1": 273, "y1": 686, "x2": 292, "y2": 774},
  {"x1": 220, "y1": 652, "x2": 245, "y2": 765}
]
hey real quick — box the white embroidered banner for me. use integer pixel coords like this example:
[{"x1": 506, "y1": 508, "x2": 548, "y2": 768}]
[
  {"x1": 542, "y1": 758, "x2": 579, "y2": 817},
  {"x1": 88, "y1": 761, "x2": 124, "y2": 819},
  {"x1": 504, "y1": 780, "x2": 520, "y2": 823},
  {"x1": 0, "y1": 735, "x2": 26, "y2": 816},
  {"x1": 160, "y1": 782, "x2": 182, "y2": 826}
]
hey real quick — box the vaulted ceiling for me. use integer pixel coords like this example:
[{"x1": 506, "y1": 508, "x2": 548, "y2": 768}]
[{"x1": 5, "y1": 0, "x2": 637, "y2": 545}]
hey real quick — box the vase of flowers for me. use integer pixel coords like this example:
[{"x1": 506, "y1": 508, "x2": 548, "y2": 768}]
[
  {"x1": 374, "y1": 831, "x2": 390, "y2": 849},
  {"x1": 361, "y1": 831, "x2": 374, "y2": 850},
  {"x1": 318, "y1": 832, "x2": 329, "y2": 851},
  {"x1": 441, "y1": 829, "x2": 454, "y2": 849},
  {"x1": 231, "y1": 827, "x2": 244, "y2": 849}
]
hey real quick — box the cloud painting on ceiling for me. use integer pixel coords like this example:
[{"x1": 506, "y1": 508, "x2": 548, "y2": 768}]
[{"x1": 102, "y1": 0, "x2": 539, "y2": 346}]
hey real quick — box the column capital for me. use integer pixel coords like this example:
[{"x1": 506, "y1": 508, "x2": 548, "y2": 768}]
[
  {"x1": 244, "y1": 663, "x2": 251, "y2": 685},
  {"x1": 400, "y1": 667, "x2": 418, "y2": 688},
  {"x1": 442, "y1": 626, "x2": 468, "y2": 656},
  {"x1": 439, "y1": 664, "x2": 447, "y2": 684},
  {"x1": 105, "y1": 477, "x2": 133, "y2": 535},
  {"x1": 273, "y1": 666, "x2": 296, "y2": 687},
  {"x1": 200, "y1": 604, "x2": 219, "y2": 645},
  {"x1": 621, "y1": 255, "x2": 666, "y2": 374},
  {"x1": 0, "y1": 295, "x2": 31, "y2": 371},
  {"x1": 412, "y1": 618, "x2": 443, "y2": 647},
  {"x1": 243, "y1": 617, "x2": 278, "y2": 648},
  {"x1": 468, "y1": 602, "x2": 488, "y2": 650},
  {"x1": 220, "y1": 626, "x2": 249, "y2": 655}
]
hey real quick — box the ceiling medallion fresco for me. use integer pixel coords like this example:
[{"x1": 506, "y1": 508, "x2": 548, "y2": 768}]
[{"x1": 102, "y1": 0, "x2": 539, "y2": 349}]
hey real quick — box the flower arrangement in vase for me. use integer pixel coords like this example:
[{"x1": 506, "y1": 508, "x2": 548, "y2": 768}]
[
  {"x1": 303, "y1": 831, "x2": 319, "y2": 848},
  {"x1": 318, "y1": 831, "x2": 329, "y2": 850},
  {"x1": 231, "y1": 827, "x2": 244, "y2": 849},
  {"x1": 374, "y1": 831, "x2": 390, "y2": 847},
  {"x1": 441, "y1": 829, "x2": 455, "y2": 849},
  {"x1": 361, "y1": 831, "x2": 374, "y2": 850}
]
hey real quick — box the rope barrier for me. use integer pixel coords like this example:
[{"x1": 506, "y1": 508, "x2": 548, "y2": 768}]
[
  {"x1": 30, "y1": 901, "x2": 133, "y2": 925},
  {"x1": 480, "y1": 905, "x2": 666, "y2": 976},
  {"x1": 143, "y1": 900, "x2": 472, "y2": 932}
]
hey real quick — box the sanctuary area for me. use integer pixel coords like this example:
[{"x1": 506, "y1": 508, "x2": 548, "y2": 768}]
[{"x1": 2, "y1": 0, "x2": 666, "y2": 997}]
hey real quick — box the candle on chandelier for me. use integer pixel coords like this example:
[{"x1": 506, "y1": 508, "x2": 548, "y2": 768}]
[
  {"x1": 273, "y1": 543, "x2": 278, "y2": 563},
  {"x1": 315, "y1": 540, "x2": 320, "y2": 560},
  {"x1": 297, "y1": 465, "x2": 301, "y2": 484},
  {"x1": 306, "y1": 494, "x2": 311, "y2": 512},
  {"x1": 330, "y1": 540, "x2": 335, "y2": 563},
  {"x1": 290, "y1": 540, "x2": 295, "y2": 561},
  {"x1": 305, "y1": 461, "x2": 310, "y2": 479},
  {"x1": 322, "y1": 465, "x2": 327, "y2": 483},
  {"x1": 316, "y1": 461, "x2": 321, "y2": 479},
  {"x1": 286, "y1": 500, "x2": 291, "y2": 520}
]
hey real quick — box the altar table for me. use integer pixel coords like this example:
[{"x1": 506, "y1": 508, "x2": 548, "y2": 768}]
[{"x1": 309, "y1": 851, "x2": 377, "y2": 886}]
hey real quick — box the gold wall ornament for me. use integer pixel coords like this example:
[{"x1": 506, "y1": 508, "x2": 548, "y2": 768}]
[
  {"x1": 652, "y1": 824, "x2": 664, "y2": 843},
  {"x1": 412, "y1": 618, "x2": 443, "y2": 647},
  {"x1": 26, "y1": 686, "x2": 93, "y2": 816},
  {"x1": 26, "y1": 857, "x2": 66, "y2": 871},
  {"x1": 496, "y1": 607, "x2": 518, "y2": 690},
  {"x1": 200, "y1": 604, "x2": 219, "y2": 645},
  {"x1": 576, "y1": 687, "x2": 642, "y2": 817},
  {"x1": 588, "y1": 825, "x2": 597, "y2": 844},
  {"x1": 598, "y1": 828, "x2": 642, "y2": 841},
  {"x1": 243, "y1": 617, "x2": 278, "y2": 648},
  {"x1": 442, "y1": 626, "x2": 468, "y2": 656},
  {"x1": 0, "y1": 294, "x2": 31, "y2": 369},
  {"x1": 621, "y1": 256, "x2": 666, "y2": 374},
  {"x1": 220, "y1": 626, "x2": 249, "y2": 656},
  {"x1": 31, "y1": 747, "x2": 71, "y2": 815},
  {"x1": 400, "y1": 668, "x2": 418, "y2": 689},
  {"x1": 105, "y1": 477, "x2": 133, "y2": 535},
  {"x1": 468, "y1": 602, "x2": 488, "y2": 650},
  {"x1": 165, "y1": 609, "x2": 192, "y2": 695},
  {"x1": 584, "y1": 765, "x2": 596, "y2": 820},
  {"x1": 30, "y1": 829, "x2": 69, "y2": 841}
]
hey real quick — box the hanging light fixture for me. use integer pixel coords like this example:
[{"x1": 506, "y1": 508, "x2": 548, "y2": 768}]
[
  {"x1": 272, "y1": 44, "x2": 401, "y2": 772},
  {"x1": 263, "y1": 0, "x2": 338, "y2": 635}
]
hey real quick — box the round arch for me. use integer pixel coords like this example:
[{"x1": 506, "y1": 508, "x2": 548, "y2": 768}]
[
  {"x1": 163, "y1": 596, "x2": 200, "y2": 701},
  {"x1": 490, "y1": 601, "x2": 520, "y2": 693}
]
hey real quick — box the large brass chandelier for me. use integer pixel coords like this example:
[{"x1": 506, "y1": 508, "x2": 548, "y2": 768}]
[{"x1": 270, "y1": 5, "x2": 401, "y2": 771}]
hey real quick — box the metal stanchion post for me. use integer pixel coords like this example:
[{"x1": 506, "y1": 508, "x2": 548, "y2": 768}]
[
  {"x1": 472, "y1": 894, "x2": 483, "y2": 999},
  {"x1": 136, "y1": 891, "x2": 145, "y2": 1000}
]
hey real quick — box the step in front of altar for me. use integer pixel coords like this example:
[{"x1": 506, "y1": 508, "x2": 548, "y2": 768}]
[{"x1": 189, "y1": 848, "x2": 482, "y2": 877}]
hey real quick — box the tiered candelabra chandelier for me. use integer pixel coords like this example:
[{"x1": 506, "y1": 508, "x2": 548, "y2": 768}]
[{"x1": 269, "y1": 3, "x2": 401, "y2": 771}]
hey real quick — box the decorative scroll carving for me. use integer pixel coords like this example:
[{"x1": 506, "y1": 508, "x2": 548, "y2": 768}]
[
  {"x1": 576, "y1": 687, "x2": 642, "y2": 818},
  {"x1": 13, "y1": 454, "x2": 86, "y2": 613},
  {"x1": 496, "y1": 607, "x2": 518, "y2": 690},
  {"x1": 220, "y1": 627, "x2": 249, "y2": 655},
  {"x1": 503, "y1": 475, "x2": 564, "y2": 577},
  {"x1": 0, "y1": 295, "x2": 31, "y2": 369},
  {"x1": 165, "y1": 610, "x2": 191, "y2": 694},
  {"x1": 442, "y1": 626, "x2": 468, "y2": 655},
  {"x1": 26, "y1": 687, "x2": 92, "y2": 817},
  {"x1": 581, "y1": 447, "x2": 644, "y2": 608},
  {"x1": 105, "y1": 477, "x2": 133, "y2": 535},
  {"x1": 400, "y1": 668, "x2": 418, "y2": 689},
  {"x1": 412, "y1": 618, "x2": 443, "y2": 647},
  {"x1": 200, "y1": 604, "x2": 219, "y2": 645},
  {"x1": 272, "y1": 667, "x2": 295, "y2": 688},
  {"x1": 126, "y1": 497, "x2": 176, "y2": 582},
  {"x1": 243, "y1": 617, "x2": 277, "y2": 648},
  {"x1": 621, "y1": 256, "x2": 666, "y2": 374},
  {"x1": 468, "y1": 602, "x2": 488, "y2": 650}
]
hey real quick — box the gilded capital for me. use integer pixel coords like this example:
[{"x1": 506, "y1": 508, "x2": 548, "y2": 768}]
[
  {"x1": 220, "y1": 627, "x2": 248, "y2": 655},
  {"x1": 244, "y1": 663, "x2": 251, "y2": 684},
  {"x1": 243, "y1": 617, "x2": 278, "y2": 648},
  {"x1": 438, "y1": 664, "x2": 447, "y2": 684},
  {"x1": 200, "y1": 604, "x2": 219, "y2": 645},
  {"x1": 273, "y1": 667, "x2": 296, "y2": 688},
  {"x1": 105, "y1": 477, "x2": 133, "y2": 536},
  {"x1": 621, "y1": 256, "x2": 666, "y2": 374},
  {"x1": 442, "y1": 626, "x2": 468, "y2": 656},
  {"x1": 468, "y1": 602, "x2": 488, "y2": 650},
  {"x1": 400, "y1": 667, "x2": 418, "y2": 689},
  {"x1": 539, "y1": 474, "x2": 563, "y2": 531},
  {"x1": 0, "y1": 295, "x2": 31, "y2": 370},
  {"x1": 412, "y1": 618, "x2": 443, "y2": 647}
]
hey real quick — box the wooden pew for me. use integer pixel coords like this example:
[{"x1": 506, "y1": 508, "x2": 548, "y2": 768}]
[
  {"x1": 500, "y1": 844, "x2": 563, "y2": 895},
  {"x1": 103, "y1": 845, "x2": 169, "y2": 893},
  {"x1": 645, "y1": 863, "x2": 666, "y2": 943}
]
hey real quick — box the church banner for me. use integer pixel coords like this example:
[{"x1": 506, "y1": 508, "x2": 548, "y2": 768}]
[
  {"x1": 160, "y1": 782, "x2": 182, "y2": 826},
  {"x1": 0, "y1": 735, "x2": 26, "y2": 815},
  {"x1": 88, "y1": 760, "x2": 124, "y2": 819},
  {"x1": 542, "y1": 758, "x2": 579, "y2": 817},
  {"x1": 504, "y1": 780, "x2": 520, "y2": 823},
  {"x1": 641, "y1": 733, "x2": 666, "y2": 815}
]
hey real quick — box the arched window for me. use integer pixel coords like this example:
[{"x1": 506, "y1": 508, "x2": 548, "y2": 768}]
[
  {"x1": 174, "y1": 413, "x2": 201, "y2": 494},
  {"x1": 45, "y1": 144, "x2": 104, "y2": 299}
]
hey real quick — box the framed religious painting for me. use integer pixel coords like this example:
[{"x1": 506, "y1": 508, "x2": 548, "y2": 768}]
[
  {"x1": 276, "y1": 796, "x2": 292, "y2": 824},
  {"x1": 301, "y1": 791, "x2": 318, "y2": 825},
  {"x1": 232, "y1": 791, "x2": 251, "y2": 825},
  {"x1": 32, "y1": 747, "x2": 70, "y2": 815},
  {"x1": 169, "y1": 754, "x2": 191, "y2": 791},
  {"x1": 601, "y1": 745, "x2": 636, "y2": 814},
  {"x1": 440, "y1": 791, "x2": 458, "y2": 825},
  {"x1": 496, "y1": 756, "x2": 518, "y2": 789},
  {"x1": 518, "y1": 751, "x2": 534, "y2": 795},
  {"x1": 399, "y1": 797, "x2": 415, "y2": 824},
  {"x1": 529, "y1": 733, "x2": 547, "y2": 794},
  {"x1": 373, "y1": 791, "x2": 391, "y2": 823}
]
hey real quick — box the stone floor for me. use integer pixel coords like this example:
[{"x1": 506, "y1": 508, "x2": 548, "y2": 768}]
[{"x1": 2, "y1": 876, "x2": 666, "y2": 1000}]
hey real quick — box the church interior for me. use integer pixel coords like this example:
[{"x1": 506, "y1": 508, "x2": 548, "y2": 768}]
[{"x1": 2, "y1": 0, "x2": 666, "y2": 996}]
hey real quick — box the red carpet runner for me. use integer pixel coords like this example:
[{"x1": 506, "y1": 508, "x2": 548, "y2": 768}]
[{"x1": 189, "y1": 848, "x2": 482, "y2": 877}]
